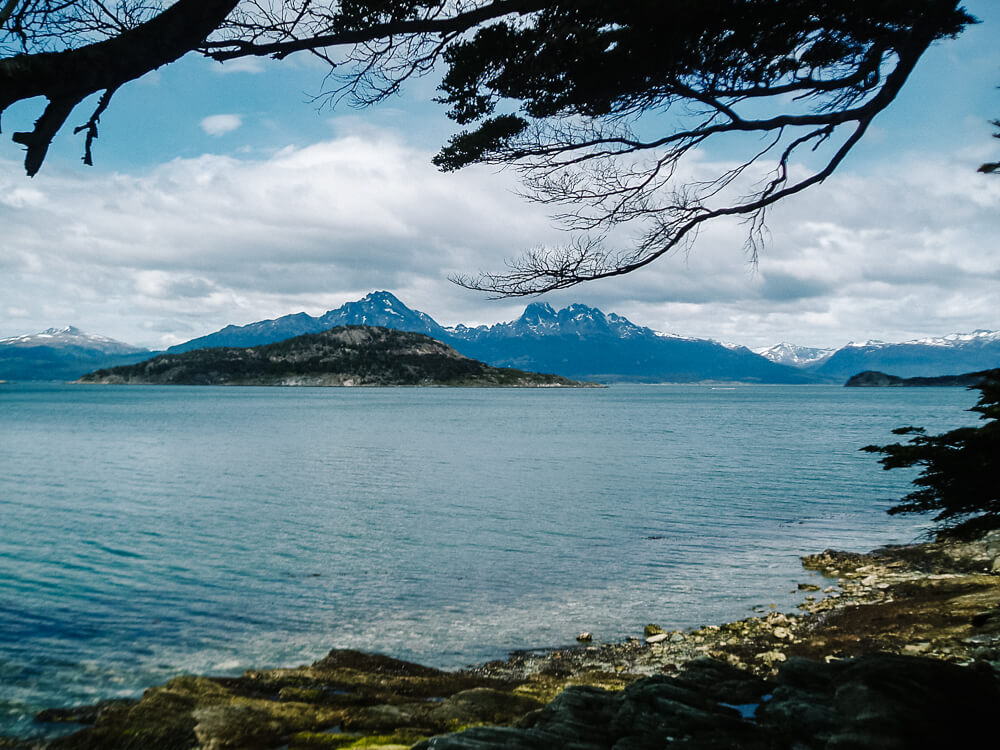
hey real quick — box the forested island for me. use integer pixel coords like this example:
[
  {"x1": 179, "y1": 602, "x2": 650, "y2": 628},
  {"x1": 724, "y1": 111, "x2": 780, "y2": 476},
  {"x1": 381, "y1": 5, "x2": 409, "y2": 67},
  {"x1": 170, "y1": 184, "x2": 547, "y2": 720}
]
[
  {"x1": 78, "y1": 326, "x2": 593, "y2": 388},
  {"x1": 845, "y1": 370, "x2": 991, "y2": 387}
]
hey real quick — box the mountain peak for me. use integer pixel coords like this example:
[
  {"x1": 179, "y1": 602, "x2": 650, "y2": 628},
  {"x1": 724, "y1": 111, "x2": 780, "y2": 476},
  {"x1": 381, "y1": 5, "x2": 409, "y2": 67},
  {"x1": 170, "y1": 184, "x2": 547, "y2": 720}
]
[
  {"x1": 360, "y1": 290, "x2": 405, "y2": 307},
  {"x1": 522, "y1": 301, "x2": 556, "y2": 315},
  {"x1": 518, "y1": 302, "x2": 558, "y2": 325},
  {"x1": 753, "y1": 342, "x2": 836, "y2": 367},
  {"x1": 559, "y1": 303, "x2": 605, "y2": 323},
  {"x1": 41, "y1": 325, "x2": 83, "y2": 336}
]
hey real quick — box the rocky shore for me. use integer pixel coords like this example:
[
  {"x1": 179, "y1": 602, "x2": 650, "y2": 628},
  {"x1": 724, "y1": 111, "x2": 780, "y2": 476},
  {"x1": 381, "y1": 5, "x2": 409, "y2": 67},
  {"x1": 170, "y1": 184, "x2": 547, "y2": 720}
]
[{"x1": 7, "y1": 532, "x2": 1000, "y2": 750}]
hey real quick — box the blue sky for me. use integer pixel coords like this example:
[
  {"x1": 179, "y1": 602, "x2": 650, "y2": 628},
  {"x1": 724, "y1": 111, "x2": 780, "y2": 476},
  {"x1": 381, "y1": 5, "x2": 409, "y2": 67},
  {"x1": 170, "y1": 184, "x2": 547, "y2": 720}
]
[{"x1": 1, "y1": 2, "x2": 998, "y2": 350}]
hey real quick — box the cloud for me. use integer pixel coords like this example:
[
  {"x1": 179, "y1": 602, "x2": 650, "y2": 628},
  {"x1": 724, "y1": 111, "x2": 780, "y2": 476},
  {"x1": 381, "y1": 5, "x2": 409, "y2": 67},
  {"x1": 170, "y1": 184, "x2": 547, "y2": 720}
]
[
  {"x1": 200, "y1": 114, "x2": 244, "y2": 136},
  {"x1": 0, "y1": 129, "x2": 996, "y2": 351},
  {"x1": 212, "y1": 58, "x2": 267, "y2": 75},
  {"x1": 0, "y1": 129, "x2": 562, "y2": 345}
]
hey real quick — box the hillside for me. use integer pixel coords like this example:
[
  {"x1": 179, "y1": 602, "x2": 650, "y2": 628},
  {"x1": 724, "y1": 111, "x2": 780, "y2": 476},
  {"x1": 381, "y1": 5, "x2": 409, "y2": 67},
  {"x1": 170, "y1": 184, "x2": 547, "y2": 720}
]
[{"x1": 79, "y1": 326, "x2": 592, "y2": 387}]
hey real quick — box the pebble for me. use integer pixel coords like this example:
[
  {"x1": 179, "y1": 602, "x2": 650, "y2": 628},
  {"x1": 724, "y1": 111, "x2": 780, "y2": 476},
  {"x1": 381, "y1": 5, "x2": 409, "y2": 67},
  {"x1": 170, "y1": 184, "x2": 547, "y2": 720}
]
[{"x1": 645, "y1": 634, "x2": 669, "y2": 644}]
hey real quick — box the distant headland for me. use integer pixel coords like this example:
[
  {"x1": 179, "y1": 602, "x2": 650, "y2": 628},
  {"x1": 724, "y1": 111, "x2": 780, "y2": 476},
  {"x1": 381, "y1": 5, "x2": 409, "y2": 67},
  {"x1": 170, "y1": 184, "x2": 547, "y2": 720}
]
[{"x1": 844, "y1": 370, "x2": 991, "y2": 387}]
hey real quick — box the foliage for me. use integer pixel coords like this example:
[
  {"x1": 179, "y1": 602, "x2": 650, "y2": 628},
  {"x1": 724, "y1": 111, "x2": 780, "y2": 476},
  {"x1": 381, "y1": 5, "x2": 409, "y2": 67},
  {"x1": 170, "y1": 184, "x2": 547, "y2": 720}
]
[
  {"x1": 979, "y1": 118, "x2": 1000, "y2": 174},
  {"x1": 862, "y1": 369, "x2": 1000, "y2": 538}
]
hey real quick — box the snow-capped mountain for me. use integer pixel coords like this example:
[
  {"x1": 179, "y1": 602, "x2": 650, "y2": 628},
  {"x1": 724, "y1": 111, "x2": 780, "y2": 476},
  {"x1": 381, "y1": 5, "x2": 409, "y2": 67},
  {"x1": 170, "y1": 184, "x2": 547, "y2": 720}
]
[
  {"x1": 0, "y1": 326, "x2": 151, "y2": 381},
  {"x1": 1, "y1": 326, "x2": 147, "y2": 355},
  {"x1": 454, "y1": 302, "x2": 651, "y2": 341},
  {"x1": 847, "y1": 329, "x2": 1000, "y2": 349},
  {"x1": 812, "y1": 329, "x2": 1000, "y2": 380},
  {"x1": 754, "y1": 330, "x2": 1000, "y2": 380},
  {"x1": 753, "y1": 343, "x2": 836, "y2": 368},
  {"x1": 168, "y1": 293, "x2": 814, "y2": 384},
  {"x1": 168, "y1": 291, "x2": 447, "y2": 353},
  {"x1": 318, "y1": 291, "x2": 447, "y2": 339}
]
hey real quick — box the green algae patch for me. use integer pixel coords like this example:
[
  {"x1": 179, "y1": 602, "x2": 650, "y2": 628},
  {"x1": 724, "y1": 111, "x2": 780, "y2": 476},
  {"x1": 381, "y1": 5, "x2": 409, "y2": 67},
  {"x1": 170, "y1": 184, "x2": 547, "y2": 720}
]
[
  {"x1": 514, "y1": 668, "x2": 639, "y2": 704},
  {"x1": 287, "y1": 730, "x2": 429, "y2": 749}
]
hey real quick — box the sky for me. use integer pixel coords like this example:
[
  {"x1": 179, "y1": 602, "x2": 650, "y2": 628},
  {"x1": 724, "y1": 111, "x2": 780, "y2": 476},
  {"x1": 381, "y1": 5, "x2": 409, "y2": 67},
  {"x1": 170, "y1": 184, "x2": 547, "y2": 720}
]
[{"x1": 1, "y1": 2, "x2": 998, "y2": 351}]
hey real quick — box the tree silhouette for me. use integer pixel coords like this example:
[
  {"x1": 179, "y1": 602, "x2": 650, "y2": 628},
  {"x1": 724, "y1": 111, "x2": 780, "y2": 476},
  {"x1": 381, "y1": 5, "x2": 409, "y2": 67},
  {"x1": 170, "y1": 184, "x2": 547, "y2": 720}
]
[
  {"x1": 979, "y1": 118, "x2": 1000, "y2": 174},
  {"x1": 0, "y1": 2, "x2": 979, "y2": 292},
  {"x1": 863, "y1": 370, "x2": 1000, "y2": 539}
]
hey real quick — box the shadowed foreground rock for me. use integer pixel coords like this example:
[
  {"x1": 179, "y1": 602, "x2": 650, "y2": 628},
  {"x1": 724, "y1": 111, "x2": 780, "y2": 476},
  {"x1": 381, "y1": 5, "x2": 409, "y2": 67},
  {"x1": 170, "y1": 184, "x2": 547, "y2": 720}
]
[{"x1": 415, "y1": 655, "x2": 1000, "y2": 749}]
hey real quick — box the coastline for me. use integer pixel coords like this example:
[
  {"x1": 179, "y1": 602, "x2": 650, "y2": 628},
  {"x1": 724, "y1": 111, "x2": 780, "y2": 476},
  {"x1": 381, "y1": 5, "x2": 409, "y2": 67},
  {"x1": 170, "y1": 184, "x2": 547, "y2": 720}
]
[{"x1": 8, "y1": 533, "x2": 1000, "y2": 749}]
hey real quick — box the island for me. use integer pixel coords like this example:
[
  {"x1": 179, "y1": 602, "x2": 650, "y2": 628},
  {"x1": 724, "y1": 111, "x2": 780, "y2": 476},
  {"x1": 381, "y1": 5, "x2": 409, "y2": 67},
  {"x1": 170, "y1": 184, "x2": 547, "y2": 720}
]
[
  {"x1": 844, "y1": 370, "x2": 991, "y2": 387},
  {"x1": 78, "y1": 326, "x2": 595, "y2": 387}
]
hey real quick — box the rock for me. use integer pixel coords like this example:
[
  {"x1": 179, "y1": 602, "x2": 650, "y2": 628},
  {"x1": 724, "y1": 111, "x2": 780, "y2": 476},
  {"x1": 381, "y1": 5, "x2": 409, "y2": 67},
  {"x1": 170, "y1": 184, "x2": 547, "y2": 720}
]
[
  {"x1": 758, "y1": 653, "x2": 1000, "y2": 749},
  {"x1": 426, "y1": 688, "x2": 544, "y2": 731},
  {"x1": 341, "y1": 703, "x2": 425, "y2": 732},
  {"x1": 644, "y1": 633, "x2": 669, "y2": 644},
  {"x1": 0, "y1": 739, "x2": 49, "y2": 750},
  {"x1": 576, "y1": 632, "x2": 592, "y2": 642},
  {"x1": 797, "y1": 583, "x2": 821, "y2": 592},
  {"x1": 772, "y1": 627, "x2": 791, "y2": 640},
  {"x1": 672, "y1": 658, "x2": 770, "y2": 705},
  {"x1": 193, "y1": 704, "x2": 287, "y2": 749},
  {"x1": 643, "y1": 624, "x2": 665, "y2": 638},
  {"x1": 35, "y1": 699, "x2": 136, "y2": 726},
  {"x1": 971, "y1": 607, "x2": 1000, "y2": 629},
  {"x1": 755, "y1": 651, "x2": 787, "y2": 668}
]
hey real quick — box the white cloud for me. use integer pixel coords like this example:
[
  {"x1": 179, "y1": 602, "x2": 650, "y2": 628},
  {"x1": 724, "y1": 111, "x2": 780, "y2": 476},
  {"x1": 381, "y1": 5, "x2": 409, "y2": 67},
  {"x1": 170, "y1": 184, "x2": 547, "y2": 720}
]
[
  {"x1": 212, "y1": 57, "x2": 267, "y2": 75},
  {"x1": 0, "y1": 130, "x2": 997, "y2": 351},
  {"x1": 200, "y1": 114, "x2": 244, "y2": 136}
]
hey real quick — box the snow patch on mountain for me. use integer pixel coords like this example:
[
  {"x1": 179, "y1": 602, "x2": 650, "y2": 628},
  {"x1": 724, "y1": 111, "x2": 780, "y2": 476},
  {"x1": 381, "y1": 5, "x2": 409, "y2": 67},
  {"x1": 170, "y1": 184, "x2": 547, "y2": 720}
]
[
  {"x1": 753, "y1": 342, "x2": 836, "y2": 367},
  {"x1": 0, "y1": 326, "x2": 147, "y2": 354}
]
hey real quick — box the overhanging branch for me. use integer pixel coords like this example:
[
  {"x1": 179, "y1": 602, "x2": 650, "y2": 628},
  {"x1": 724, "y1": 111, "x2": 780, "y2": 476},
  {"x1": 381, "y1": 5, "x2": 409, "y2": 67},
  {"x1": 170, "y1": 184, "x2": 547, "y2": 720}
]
[{"x1": 1, "y1": 0, "x2": 239, "y2": 175}]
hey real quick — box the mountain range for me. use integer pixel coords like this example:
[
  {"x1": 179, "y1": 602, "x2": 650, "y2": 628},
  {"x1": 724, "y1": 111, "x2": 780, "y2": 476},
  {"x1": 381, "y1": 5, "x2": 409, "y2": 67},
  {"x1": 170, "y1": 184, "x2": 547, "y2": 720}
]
[
  {"x1": 796, "y1": 331, "x2": 1000, "y2": 380},
  {"x1": 167, "y1": 292, "x2": 814, "y2": 384},
  {"x1": 3, "y1": 295, "x2": 998, "y2": 383}
]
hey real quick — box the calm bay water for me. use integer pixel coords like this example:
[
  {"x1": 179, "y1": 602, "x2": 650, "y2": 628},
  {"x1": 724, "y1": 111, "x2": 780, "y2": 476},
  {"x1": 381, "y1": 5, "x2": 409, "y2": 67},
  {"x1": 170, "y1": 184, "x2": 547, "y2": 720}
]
[{"x1": 0, "y1": 383, "x2": 979, "y2": 737}]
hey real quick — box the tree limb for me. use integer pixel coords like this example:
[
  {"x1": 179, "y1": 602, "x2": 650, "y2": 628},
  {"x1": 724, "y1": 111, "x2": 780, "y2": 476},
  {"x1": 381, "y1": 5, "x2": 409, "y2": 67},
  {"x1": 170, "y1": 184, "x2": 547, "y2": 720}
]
[{"x1": 1, "y1": 0, "x2": 239, "y2": 175}]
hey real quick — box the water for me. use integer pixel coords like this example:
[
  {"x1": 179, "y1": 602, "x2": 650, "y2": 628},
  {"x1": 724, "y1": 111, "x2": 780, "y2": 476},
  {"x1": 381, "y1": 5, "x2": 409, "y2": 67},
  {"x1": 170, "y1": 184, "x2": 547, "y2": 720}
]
[{"x1": 0, "y1": 383, "x2": 980, "y2": 738}]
